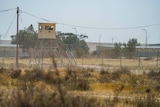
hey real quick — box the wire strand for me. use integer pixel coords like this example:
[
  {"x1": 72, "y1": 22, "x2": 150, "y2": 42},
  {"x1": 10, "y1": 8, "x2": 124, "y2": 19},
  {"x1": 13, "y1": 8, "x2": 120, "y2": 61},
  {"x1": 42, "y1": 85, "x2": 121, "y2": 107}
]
[
  {"x1": 3, "y1": 13, "x2": 16, "y2": 39},
  {"x1": 21, "y1": 10, "x2": 52, "y2": 22},
  {"x1": 57, "y1": 22, "x2": 160, "y2": 30},
  {"x1": 20, "y1": 13, "x2": 25, "y2": 29},
  {"x1": 21, "y1": 9, "x2": 160, "y2": 30},
  {"x1": 0, "y1": 8, "x2": 16, "y2": 12}
]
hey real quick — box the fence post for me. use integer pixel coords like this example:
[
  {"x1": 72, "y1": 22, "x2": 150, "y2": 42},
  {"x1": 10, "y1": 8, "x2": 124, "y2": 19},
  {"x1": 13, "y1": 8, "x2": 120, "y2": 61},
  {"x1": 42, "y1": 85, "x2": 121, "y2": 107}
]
[{"x1": 157, "y1": 49, "x2": 159, "y2": 67}]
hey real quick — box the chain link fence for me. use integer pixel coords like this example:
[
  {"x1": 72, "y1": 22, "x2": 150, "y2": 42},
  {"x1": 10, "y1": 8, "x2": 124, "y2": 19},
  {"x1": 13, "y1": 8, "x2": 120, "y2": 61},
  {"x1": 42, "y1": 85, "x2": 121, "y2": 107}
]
[{"x1": 0, "y1": 45, "x2": 160, "y2": 70}]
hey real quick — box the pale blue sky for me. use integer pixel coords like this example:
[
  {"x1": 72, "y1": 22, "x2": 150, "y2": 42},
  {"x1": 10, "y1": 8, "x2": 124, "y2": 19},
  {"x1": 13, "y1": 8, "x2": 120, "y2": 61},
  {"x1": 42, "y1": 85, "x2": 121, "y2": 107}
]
[{"x1": 0, "y1": 0, "x2": 160, "y2": 44}]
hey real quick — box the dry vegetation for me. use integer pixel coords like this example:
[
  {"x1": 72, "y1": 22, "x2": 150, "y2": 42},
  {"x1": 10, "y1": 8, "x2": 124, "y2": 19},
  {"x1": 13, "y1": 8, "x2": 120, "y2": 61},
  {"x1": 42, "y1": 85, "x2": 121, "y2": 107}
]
[
  {"x1": 0, "y1": 57, "x2": 160, "y2": 107},
  {"x1": 0, "y1": 57, "x2": 159, "y2": 69}
]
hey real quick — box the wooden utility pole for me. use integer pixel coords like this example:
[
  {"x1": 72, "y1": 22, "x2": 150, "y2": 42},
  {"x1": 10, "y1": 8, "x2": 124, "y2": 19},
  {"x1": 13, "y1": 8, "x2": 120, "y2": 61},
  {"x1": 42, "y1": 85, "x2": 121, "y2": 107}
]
[
  {"x1": 157, "y1": 49, "x2": 159, "y2": 67},
  {"x1": 16, "y1": 7, "x2": 19, "y2": 67}
]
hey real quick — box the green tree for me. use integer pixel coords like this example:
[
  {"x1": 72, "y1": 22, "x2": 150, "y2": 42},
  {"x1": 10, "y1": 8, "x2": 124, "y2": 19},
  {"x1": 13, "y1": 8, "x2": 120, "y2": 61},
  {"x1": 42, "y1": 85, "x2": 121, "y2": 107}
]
[
  {"x1": 79, "y1": 34, "x2": 89, "y2": 56},
  {"x1": 62, "y1": 33, "x2": 79, "y2": 49},
  {"x1": 123, "y1": 38, "x2": 139, "y2": 58},
  {"x1": 113, "y1": 42, "x2": 122, "y2": 58},
  {"x1": 11, "y1": 27, "x2": 89, "y2": 57},
  {"x1": 11, "y1": 24, "x2": 37, "y2": 56},
  {"x1": 56, "y1": 32, "x2": 89, "y2": 57}
]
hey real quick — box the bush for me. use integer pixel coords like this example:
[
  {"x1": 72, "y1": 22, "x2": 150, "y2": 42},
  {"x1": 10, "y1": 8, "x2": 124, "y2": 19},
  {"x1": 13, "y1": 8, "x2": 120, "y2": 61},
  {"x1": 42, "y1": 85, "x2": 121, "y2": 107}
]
[
  {"x1": 45, "y1": 70, "x2": 61, "y2": 84},
  {"x1": 100, "y1": 69, "x2": 108, "y2": 75},
  {"x1": 0, "y1": 67, "x2": 6, "y2": 73},
  {"x1": 147, "y1": 70, "x2": 160, "y2": 81},
  {"x1": 98, "y1": 67, "x2": 131, "y2": 83},
  {"x1": 64, "y1": 66, "x2": 90, "y2": 91},
  {"x1": 112, "y1": 66, "x2": 131, "y2": 81},
  {"x1": 132, "y1": 93, "x2": 160, "y2": 107},
  {"x1": 20, "y1": 68, "x2": 44, "y2": 82},
  {"x1": 98, "y1": 74, "x2": 112, "y2": 83},
  {"x1": 10, "y1": 69, "x2": 21, "y2": 79}
]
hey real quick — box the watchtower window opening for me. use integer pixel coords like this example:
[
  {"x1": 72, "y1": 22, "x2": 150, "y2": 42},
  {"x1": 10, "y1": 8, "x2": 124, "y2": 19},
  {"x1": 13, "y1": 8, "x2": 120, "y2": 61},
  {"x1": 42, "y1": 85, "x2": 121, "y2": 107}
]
[
  {"x1": 39, "y1": 25, "x2": 42, "y2": 30},
  {"x1": 45, "y1": 26, "x2": 54, "y2": 30}
]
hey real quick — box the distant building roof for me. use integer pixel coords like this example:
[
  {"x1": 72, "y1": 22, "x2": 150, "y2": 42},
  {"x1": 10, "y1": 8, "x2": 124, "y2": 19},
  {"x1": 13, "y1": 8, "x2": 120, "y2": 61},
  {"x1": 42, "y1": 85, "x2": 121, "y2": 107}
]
[{"x1": 88, "y1": 42, "x2": 160, "y2": 52}]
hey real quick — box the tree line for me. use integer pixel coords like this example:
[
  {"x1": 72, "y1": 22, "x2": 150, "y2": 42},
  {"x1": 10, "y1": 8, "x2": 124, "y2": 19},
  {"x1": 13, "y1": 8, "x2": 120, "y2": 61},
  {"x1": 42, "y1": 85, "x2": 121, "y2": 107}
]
[
  {"x1": 11, "y1": 24, "x2": 139, "y2": 59},
  {"x1": 11, "y1": 24, "x2": 89, "y2": 58},
  {"x1": 96, "y1": 38, "x2": 140, "y2": 59}
]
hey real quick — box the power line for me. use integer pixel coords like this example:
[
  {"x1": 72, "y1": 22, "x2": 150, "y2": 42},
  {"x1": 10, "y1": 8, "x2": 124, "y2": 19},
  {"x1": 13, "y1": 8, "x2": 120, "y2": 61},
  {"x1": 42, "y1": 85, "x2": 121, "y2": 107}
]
[
  {"x1": 21, "y1": 10, "x2": 52, "y2": 22},
  {"x1": 21, "y1": 9, "x2": 160, "y2": 30},
  {"x1": 0, "y1": 8, "x2": 16, "y2": 12},
  {"x1": 19, "y1": 13, "x2": 25, "y2": 29},
  {"x1": 1, "y1": 8, "x2": 160, "y2": 30},
  {"x1": 3, "y1": 13, "x2": 16, "y2": 39},
  {"x1": 57, "y1": 22, "x2": 160, "y2": 30}
]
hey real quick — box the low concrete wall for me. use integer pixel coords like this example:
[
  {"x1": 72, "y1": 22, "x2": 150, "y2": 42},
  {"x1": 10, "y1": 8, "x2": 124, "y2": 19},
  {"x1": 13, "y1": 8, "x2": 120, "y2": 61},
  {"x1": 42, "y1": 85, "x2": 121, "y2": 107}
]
[{"x1": 0, "y1": 47, "x2": 28, "y2": 57}]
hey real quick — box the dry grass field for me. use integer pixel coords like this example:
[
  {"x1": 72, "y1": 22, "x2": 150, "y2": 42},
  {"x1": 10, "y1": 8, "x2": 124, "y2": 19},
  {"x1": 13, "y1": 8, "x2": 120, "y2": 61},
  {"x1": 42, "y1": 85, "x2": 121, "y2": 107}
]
[{"x1": 0, "y1": 57, "x2": 160, "y2": 107}]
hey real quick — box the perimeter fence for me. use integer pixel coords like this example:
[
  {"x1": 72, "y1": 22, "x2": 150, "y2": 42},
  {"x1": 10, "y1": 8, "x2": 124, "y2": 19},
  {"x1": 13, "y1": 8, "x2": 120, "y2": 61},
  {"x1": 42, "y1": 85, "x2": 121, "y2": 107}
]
[{"x1": 0, "y1": 46, "x2": 160, "y2": 70}]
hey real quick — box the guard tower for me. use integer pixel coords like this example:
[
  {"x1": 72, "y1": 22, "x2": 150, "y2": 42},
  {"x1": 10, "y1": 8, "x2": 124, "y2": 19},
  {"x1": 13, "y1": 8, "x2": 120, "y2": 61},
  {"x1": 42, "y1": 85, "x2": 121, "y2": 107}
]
[
  {"x1": 38, "y1": 23, "x2": 56, "y2": 39},
  {"x1": 30, "y1": 22, "x2": 62, "y2": 67}
]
